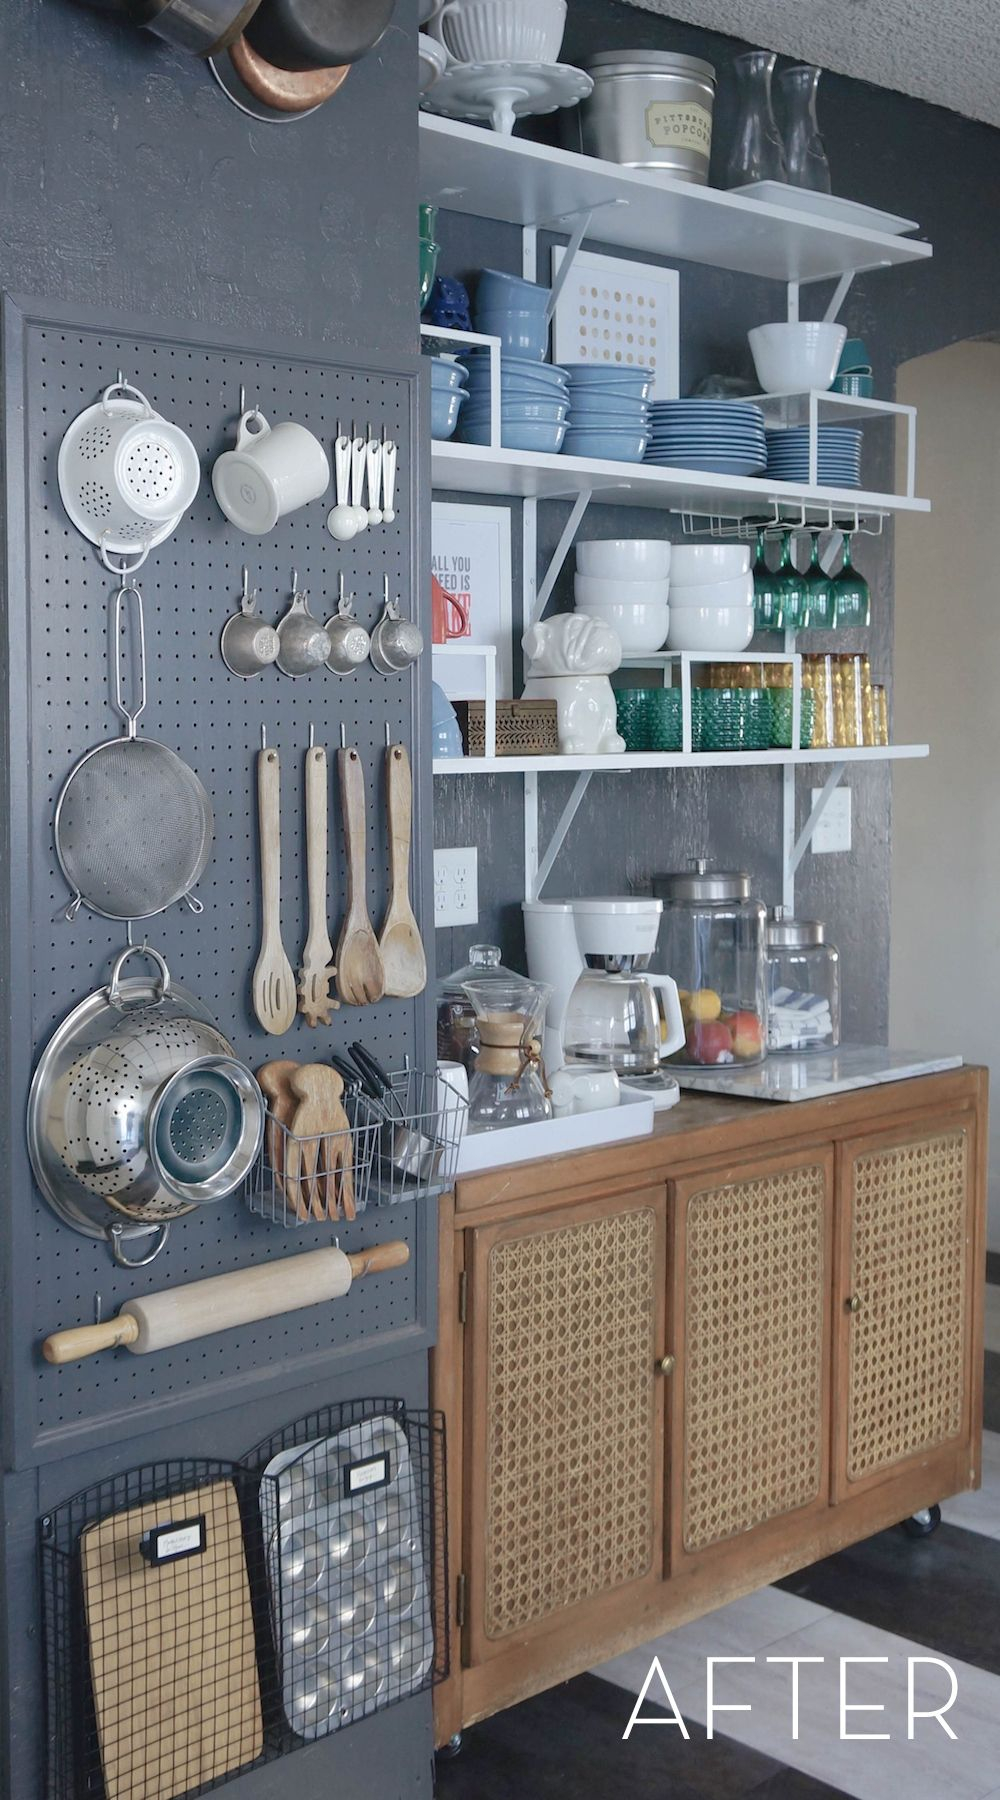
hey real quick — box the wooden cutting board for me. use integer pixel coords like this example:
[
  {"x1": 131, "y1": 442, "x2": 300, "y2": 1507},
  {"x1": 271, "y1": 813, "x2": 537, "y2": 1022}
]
[{"x1": 81, "y1": 1479, "x2": 262, "y2": 1800}]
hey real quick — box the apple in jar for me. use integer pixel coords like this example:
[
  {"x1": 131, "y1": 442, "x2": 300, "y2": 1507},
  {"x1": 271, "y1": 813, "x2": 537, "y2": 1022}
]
[
  {"x1": 685, "y1": 1019, "x2": 734, "y2": 1065},
  {"x1": 728, "y1": 1011, "x2": 764, "y2": 1059}
]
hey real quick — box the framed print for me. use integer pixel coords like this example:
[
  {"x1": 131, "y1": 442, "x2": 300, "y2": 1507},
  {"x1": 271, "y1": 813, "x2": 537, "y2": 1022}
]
[
  {"x1": 431, "y1": 501, "x2": 514, "y2": 698},
  {"x1": 550, "y1": 247, "x2": 680, "y2": 401}
]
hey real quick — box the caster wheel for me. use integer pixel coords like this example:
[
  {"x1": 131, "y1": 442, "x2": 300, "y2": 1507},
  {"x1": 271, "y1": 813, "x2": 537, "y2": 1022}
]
[
  {"x1": 900, "y1": 1503, "x2": 941, "y2": 1538},
  {"x1": 436, "y1": 1733, "x2": 463, "y2": 1760}
]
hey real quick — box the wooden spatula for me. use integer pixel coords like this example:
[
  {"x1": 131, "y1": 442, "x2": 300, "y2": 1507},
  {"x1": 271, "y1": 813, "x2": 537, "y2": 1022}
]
[
  {"x1": 257, "y1": 1059, "x2": 303, "y2": 1219},
  {"x1": 379, "y1": 743, "x2": 427, "y2": 999},
  {"x1": 252, "y1": 744, "x2": 297, "y2": 1035},
  {"x1": 298, "y1": 741, "x2": 339, "y2": 1026},
  {"x1": 336, "y1": 746, "x2": 385, "y2": 1007},
  {"x1": 288, "y1": 1064, "x2": 348, "y2": 1220}
]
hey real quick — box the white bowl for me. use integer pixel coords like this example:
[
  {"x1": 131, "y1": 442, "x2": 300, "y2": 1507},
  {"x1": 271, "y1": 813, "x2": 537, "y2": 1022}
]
[
  {"x1": 441, "y1": 0, "x2": 566, "y2": 64},
  {"x1": 666, "y1": 606, "x2": 755, "y2": 652},
  {"x1": 669, "y1": 543, "x2": 751, "y2": 584},
  {"x1": 573, "y1": 597, "x2": 669, "y2": 654},
  {"x1": 668, "y1": 573, "x2": 754, "y2": 610},
  {"x1": 574, "y1": 571, "x2": 670, "y2": 609},
  {"x1": 576, "y1": 538, "x2": 672, "y2": 579},
  {"x1": 748, "y1": 322, "x2": 848, "y2": 395}
]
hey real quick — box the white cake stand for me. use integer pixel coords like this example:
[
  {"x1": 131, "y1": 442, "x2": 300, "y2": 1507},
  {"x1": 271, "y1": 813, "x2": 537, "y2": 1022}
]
[{"x1": 420, "y1": 60, "x2": 593, "y2": 136}]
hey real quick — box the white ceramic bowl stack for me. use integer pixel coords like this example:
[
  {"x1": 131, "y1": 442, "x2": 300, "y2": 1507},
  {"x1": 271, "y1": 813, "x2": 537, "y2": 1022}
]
[
  {"x1": 747, "y1": 322, "x2": 847, "y2": 394},
  {"x1": 665, "y1": 543, "x2": 755, "y2": 652},
  {"x1": 574, "y1": 539, "x2": 671, "y2": 654}
]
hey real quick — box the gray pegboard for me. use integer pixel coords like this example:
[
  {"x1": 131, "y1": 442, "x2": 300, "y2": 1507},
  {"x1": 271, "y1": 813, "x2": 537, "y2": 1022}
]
[{"x1": 2, "y1": 297, "x2": 434, "y2": 1462}]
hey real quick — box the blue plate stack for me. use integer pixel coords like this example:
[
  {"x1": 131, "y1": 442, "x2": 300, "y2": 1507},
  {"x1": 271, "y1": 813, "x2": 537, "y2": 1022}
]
[
  {"x1": 428, "y1": 355, "x2": 469, "y2": 441},
  {"x1": 644, "y1": 401, "x2": 767, "y2": 475},
  {"x1": 766, "y1": 426, "x2": 863, "y2": 488},
  {"x1": 459, "y1": 350, "x2": 570, "y2": 453},
  {"x1": 561, "y1": 364, "x2": 653, "y2": 464}
]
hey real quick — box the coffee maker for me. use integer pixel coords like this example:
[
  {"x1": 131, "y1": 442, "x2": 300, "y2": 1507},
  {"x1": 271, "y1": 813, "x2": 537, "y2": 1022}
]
[{"x1": 522, "y1": 897, "x2": 684, "y2": 1108}]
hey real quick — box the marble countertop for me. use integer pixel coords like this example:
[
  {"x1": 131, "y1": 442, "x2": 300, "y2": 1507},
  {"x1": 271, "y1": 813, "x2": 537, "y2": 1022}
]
[{"x1": 675, "y1": 1044, "x2": 964, "y2": 1103}]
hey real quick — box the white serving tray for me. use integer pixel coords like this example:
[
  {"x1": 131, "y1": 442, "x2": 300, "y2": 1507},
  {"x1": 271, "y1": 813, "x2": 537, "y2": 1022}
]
[
  {"x1": 729, "y1": 181, "x2": 919, "y2": 237},
  {"x1": 455, "y1": 1090, "x2": 655, "y2": 1175}
]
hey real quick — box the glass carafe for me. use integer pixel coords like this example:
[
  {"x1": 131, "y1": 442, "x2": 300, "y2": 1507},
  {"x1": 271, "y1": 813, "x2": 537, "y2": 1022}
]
[
  {"x1": 724, "y1": 50, "x2": 787, "y2": 189},
  {"x1": 777, "y1": 64, "x2": 831, "y2": 193},
  {"x1": 462, "y1": 976, "x2": 553, "y2": 1131},
  {"x1": 563, "y1": 970, "x2": 662, "y2": 1075}
]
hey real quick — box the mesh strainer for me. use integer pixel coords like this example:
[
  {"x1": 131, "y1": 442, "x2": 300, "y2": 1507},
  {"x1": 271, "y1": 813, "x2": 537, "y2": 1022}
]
[
  {"x1": 57, "y1": 379, "x2": 201, "y2": 571},
  {"x1": 54, "y1": 583, "x2": 214, "y2": 922}
]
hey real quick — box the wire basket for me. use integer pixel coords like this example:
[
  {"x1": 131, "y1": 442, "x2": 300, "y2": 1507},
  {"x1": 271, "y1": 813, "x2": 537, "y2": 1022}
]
[
  {"x1": 364, "y1": 1068, "x2": 468, "y2": 1207},
  {"x1": 40, "y1": 1408, "x2": 448, "y2": 1799},
  {"x1": 247, "y1": 1401, "x2": 449, "y2": 1742},
  {"x1": 245, "y1": 1107, "x2": 381, "y2": 1227}
]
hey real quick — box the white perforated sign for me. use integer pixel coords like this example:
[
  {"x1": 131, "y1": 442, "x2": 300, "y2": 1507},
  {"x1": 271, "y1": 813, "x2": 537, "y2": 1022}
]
[{"x1": 550, "y1": 248, "x2": 680, "y2": 401}]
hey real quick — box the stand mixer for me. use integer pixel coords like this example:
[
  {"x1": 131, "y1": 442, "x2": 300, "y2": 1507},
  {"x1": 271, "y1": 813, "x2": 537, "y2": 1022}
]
[{"x1": 522, "y1": 897, "x2": 685, "y2": 1109}]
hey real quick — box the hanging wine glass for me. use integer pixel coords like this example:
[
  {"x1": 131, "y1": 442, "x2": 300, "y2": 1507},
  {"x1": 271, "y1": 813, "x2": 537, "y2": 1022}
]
[
  {"x1": 777, "y1": 64, "x2": 831, "y2": 194},
  {"x1": 724, "y1": 50, "x2": 787, "y2": 188},
  {"x1": 774, "y1": 531, "x2": 811, "y2": 631},
  {"x1": 752, "y1": 529, "x2": 784, "y2": 631},
  {"x1": 803, "y1": 532, "x2": 836, "y2": 629},
  {"x1": 831, "y1": 534, "x2": 871, "y2": 628}
]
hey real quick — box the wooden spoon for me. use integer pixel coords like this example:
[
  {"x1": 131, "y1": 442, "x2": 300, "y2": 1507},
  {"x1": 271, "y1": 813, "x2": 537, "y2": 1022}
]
[
  {"x1": 379, "y1": 743, "x2": 427, "y2": 999},
  {"x1": 298, "y1": 741, "x2": 339, "y2": 1027},
  {"x1": 335, "y1": 746, "x2": 385, "y2": 1007},
  {"x1": 256, "y1": 1059, "x2": 299, "y2": 1215},
  {"x1": 252, "y1": 745, "x2": 297, "y2": 1035},
  {"x1": 288, "y1": 1064, "x2": 347, "y2": 1221}
]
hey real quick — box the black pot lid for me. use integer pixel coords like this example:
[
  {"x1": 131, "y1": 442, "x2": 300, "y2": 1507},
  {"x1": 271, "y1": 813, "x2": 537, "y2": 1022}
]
[{"x1": 245, "y1": 0, "x2": 395, "y2": 70}]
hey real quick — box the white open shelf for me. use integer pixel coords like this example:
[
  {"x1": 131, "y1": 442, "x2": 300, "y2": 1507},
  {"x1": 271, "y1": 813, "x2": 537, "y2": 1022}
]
[
  {"x1": 419, "y1": 115, "x2": 933, "y2": 285},
  {"x1": 433, "y1": 745, "x2": 929, "y2": 776},
  {"x1": 430, "y1": 440, "x2": 929, "y2": 522}
]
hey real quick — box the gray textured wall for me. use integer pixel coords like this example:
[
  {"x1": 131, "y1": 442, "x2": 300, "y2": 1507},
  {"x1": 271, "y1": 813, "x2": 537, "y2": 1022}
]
[
  {"x1": 0, "y1": 4, "x2": 436, "y2": 1797},
  {"x1": 433, "y1": 0, "x2": 1000, "y2": 1049}
]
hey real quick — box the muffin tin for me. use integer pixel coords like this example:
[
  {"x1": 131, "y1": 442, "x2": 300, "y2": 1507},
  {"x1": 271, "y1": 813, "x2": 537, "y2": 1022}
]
[{"x1": 260, "y1": 1414, "x2": 433, "y2": 1739}]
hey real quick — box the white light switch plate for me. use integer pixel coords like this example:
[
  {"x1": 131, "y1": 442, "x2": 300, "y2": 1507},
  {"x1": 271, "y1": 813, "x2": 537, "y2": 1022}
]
[
  {"x1": 811, "y1": 786, "x2": 852, "y2": 855},
  {"x1": 434, "y1": 847, "x2": 479, "y2": 927}
]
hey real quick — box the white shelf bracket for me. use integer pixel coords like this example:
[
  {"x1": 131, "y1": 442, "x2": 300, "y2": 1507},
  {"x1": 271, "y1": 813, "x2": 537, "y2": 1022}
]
[
  {"x1": 783, "y1": 759, "x2": 848, "y2": 911},
  {"x1": 530, "y1": 489, "x2": 593, "y2": 627},
  {"x1": 547, "y1": 210, "x2": 594, "y2": 318},
  {"x1": 524, "y1": 769, "x2": 539, "y2": 902},
  {"x1": 527, "y1": 771, "x2": 594, "y2": 901},
  {"x1": 786, "y1": 281, "x2": 800, "y2": 324},
  {"x1": 823, "y1": 271, "x2": 855, "y2": 324}
]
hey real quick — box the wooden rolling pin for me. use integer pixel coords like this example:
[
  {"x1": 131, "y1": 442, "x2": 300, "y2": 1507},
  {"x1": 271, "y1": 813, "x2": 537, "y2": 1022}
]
[{"x1": 42, "y1": 1241, "x2": 408, "y2": 1364}]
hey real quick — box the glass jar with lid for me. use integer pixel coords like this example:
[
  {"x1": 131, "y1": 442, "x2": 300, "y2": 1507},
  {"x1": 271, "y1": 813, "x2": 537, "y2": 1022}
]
[
  {"x1": 436, "y1": 944, "x2": 521, "y2": 1072},
  {"x1": 653, "y1": 861, "x2": 767, "y2": 1067},
  {"x1": 765, "y1": 909, "x2": 840, "y2": 1054}
]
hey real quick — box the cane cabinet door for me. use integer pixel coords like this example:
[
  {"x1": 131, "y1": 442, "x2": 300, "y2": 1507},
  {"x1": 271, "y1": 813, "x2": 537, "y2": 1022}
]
[
  {"x1": 669, "y1": 1148, "x2": 834, "y2": 1573},
  {"x1": 832, "y1": 1118, "x2": 978, "y2": 1502},
  {"x1": 461, "y1": 1185, "x2": 667, "y2": 1670}
]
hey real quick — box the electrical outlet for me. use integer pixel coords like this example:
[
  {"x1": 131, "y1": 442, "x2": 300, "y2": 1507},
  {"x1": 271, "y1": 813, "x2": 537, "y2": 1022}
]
[
  {"x1": 434, "y1": 847, "x2": 479, "y2": 927},
  {"x1": 810, "y1": 786, "x2": 852, "y2": 855}
]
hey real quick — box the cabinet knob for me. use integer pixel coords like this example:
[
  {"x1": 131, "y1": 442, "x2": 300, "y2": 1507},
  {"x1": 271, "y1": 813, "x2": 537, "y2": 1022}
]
[
  {"x1": 845, "y1": 1294, "x2": 862, "y2": 1314},
  {"x1": 657, "y1": 1354, "x2": 676, "y2": 1375}
]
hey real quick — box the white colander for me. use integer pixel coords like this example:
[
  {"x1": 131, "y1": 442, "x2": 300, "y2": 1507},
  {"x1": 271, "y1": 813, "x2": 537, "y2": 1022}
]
[{"x1": 58, "y1": 379, "x2": 202, "y2": 570}]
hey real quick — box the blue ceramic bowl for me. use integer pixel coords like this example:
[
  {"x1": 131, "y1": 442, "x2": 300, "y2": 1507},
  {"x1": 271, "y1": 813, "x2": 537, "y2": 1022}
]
[
  {"x1": 462, "y1": 399, "x2": 569, "y2": 423},
  {"x1": 474, "y1": 311, "x2": 549, "y2": 359},
  {"x1": 432, "y1": 682, "x2": 465, "y2": 759},
  {"x1": 461, "y1": 417, "x2": 567, "y2": 452},
  {"x1": 476, "y1": 268, "x2": 551, "y2": 313},
  {"x1": 563, "y1": 362, "x2": 654, "y2": 381},
  {"x1": 431, "y1": 387, "x2": 467, "y2": 441},
  {"x1": 428, "y1": 357, "x2": 469, "y2": 389},
  {"x1": 466, "y1": 350, "x2": 568, "y2": 381},
  {"x1": 567, "y1": 400, "x2": 651, "y2": 424},
  {"x1": 466, "y1": 375, "x2": 570, "y2": 402},
  {"x1": 563, "y1": 428, "x2": 648, "y2": 462}
]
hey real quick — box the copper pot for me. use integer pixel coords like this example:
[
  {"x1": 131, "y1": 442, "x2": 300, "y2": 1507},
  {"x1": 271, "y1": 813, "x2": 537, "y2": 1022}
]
[{"x1": 229, "y1": 31, "x2": 349, "y2": 109}]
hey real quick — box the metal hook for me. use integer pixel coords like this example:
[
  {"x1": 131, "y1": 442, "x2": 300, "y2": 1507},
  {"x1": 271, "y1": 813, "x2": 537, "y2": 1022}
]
[
  {"x1": 93, "y1": 1293, "x2": 103, "y2": 1325},
  {"x1": 240, "y1": 384, "x2": 247, "y2": 414},
  {"x1": 309, "y1": 722, "x2": 315, "y2": 748},
  {"x1": 385, "y1": 722, "x2": 391, "y2": 748},
  {"x1": 261, "y1": 724, "x2": 267, "y2": 750},
  {"x1": 340, "y1": 723, "x2": 347, "y2": 748},
  {"x1": 291, "y1": 568, "x2": 300, "y2": 597}
]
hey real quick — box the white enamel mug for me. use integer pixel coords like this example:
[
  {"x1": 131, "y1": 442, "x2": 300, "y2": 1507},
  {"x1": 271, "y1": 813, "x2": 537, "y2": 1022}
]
[
  {"x1": 436, "y1": 1062, "x2": 469, "y2": 1144},
  {"x1": 212, "y1": 409, "x2": 330, "y2": 535}
]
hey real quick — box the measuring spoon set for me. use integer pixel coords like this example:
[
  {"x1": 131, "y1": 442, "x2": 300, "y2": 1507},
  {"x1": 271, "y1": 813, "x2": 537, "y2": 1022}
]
[
  {"x1": 252, "y1": 727, "x2": 427, "y2": 1038},
  {"x1": 222, "y1": 571, "x2": 423, "y2": 680}
]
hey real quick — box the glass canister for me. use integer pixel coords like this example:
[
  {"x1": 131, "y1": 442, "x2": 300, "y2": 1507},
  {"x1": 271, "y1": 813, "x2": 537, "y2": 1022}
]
[
  {"x1": 765, "y1": 909, "x2": 840, "y2": 1054},
  {"x1": 653, "y1": 861, "x2": 767, "y2": 1067},
  {"x1": 436, "y1": 945, "x2": 522, "y2": 1072}
]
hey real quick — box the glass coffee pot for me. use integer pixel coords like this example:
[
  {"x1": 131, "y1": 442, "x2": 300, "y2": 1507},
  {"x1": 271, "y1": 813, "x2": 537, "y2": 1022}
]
[
  {"x1": 562, "y1": 959, "x2": 685, "y2": 1075},
  {"x1": 462, "y1": 976, "x2": 553, "y2": 1132}
]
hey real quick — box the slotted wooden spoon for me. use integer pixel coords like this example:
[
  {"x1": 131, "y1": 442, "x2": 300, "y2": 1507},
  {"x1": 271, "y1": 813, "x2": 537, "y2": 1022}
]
[
  {"x1": 252, "y1": 743, "x2": 297, "y2": 1035},
  {"x1": 379, "y1": 743, "x2": 427, "y2": 999},
  {"x1": 336, "y1": 745, "x2": 385, "y2": 1007}
]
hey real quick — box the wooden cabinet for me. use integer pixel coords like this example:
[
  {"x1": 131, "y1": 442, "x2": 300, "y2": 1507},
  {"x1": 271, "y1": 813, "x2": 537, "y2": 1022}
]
[
  {"x1": 669, "y1": 1147, "x2": 833, "y2": 1573},
  {"x1": 434, "y1": 1069, "x2": 986, "y2": 1741},
  {"x1": 832, "y1": 1118, "x2": 979, "y2": 1502},
  {"x1": 460, "y1": 1186, "x2": 667, "y2": 1677}
]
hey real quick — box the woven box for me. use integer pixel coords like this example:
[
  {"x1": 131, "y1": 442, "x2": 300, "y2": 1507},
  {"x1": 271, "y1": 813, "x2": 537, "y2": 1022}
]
[{"x1": 465, "y1": 700, "x2": 559, "y2": 757}]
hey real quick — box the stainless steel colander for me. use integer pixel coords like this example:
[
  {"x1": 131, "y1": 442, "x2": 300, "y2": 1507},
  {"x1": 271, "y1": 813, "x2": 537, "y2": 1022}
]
[
  {"x1": 54, "y1": 583, "x2": 214, "y2": 923},
  {"x1": 28, "y1": 947, "x2": 264, "y2": 1266}
]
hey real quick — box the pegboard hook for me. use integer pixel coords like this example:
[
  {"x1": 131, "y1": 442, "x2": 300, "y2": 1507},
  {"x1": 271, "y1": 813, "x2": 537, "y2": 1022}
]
[
  {"x1": 308, "y1": 722, "x2": 315, "y2": 748},
  {"x1": 385, "y1": 722, "x2": 391, "y2": 748},
  {"x1": 261, "y1": 724, "x2": 267, "y2": 750},
  {"x1": 239, "y1": 383, "x2": 246, "y2": 414},
  {"x1": 340, "y1": 723, "x2": 347, "y2": 749}
]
